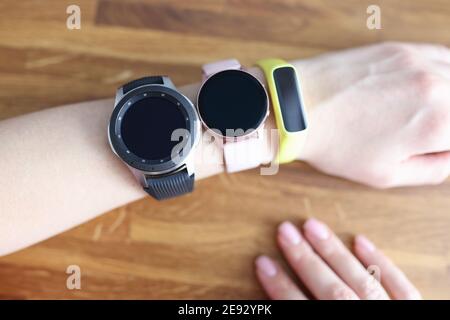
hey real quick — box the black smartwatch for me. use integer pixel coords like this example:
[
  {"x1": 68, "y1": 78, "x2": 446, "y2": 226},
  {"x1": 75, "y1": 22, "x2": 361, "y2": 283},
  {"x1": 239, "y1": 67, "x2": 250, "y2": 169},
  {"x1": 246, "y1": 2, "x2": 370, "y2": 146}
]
[
  {"x1": 108, "y1": 76, "x2": 200, "y2": 200},
  {"x1": 196, "y1": 59, "x2": 269, "y2": 173}
]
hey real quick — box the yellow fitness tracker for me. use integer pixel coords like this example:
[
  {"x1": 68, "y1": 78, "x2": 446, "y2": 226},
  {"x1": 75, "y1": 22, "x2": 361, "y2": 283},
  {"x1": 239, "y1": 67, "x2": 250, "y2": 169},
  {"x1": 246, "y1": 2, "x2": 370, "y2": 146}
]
[{"x1": 256, "y1": 58, "x2": 308, "y2": 164}]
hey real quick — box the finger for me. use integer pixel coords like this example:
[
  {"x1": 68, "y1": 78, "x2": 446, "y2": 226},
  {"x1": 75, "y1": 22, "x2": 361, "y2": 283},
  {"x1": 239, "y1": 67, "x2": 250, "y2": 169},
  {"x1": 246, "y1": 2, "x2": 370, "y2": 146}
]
[
  {"x1": 395, "y1": 151, "x2": 450, "y2": 186},
  {"x1": 412, "y1": 118, "x2": 450, "y2": 156},
  {"x1": 255, "y1": 255, "x2": 307, "y2": 300},
  {"x1": 277, "y1": 221, "x2": 359, "y2": 300},
  {"x1": 302, "y1": 218, "x2": 389, "y2": 299},
  {"x1": 354, "y1": 235, "x2": 422, "y2": 300}
]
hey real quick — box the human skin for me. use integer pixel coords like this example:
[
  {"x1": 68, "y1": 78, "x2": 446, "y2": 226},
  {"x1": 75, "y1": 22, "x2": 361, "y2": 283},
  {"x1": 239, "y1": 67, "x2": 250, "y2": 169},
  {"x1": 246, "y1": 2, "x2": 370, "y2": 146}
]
[
  {"x1": 0, "y1": 70, "x2": 268, "y2": 256},
  {"x1": 255, "y1": 218, "x2": 422, "y2": 300},
  {"x1": 0, "y1": 42, "x2": 449, "y2": 258},
  {"x1": 296, "y1": 42, "x2": 450, "y2": 187}
]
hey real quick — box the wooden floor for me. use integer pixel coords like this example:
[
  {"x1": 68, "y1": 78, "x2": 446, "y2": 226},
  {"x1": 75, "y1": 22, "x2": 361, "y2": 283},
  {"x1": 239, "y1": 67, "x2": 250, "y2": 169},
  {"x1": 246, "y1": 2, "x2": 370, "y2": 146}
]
[{"x1": 0, "y1": 0, "x2": 449, "y2": 299}]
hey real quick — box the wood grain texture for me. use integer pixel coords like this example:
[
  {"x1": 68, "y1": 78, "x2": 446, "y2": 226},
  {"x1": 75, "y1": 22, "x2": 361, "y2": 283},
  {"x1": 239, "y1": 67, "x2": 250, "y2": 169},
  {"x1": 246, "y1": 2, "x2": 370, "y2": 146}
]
[{"x1": 0, "y1": 0, "x2": 449, "y2": 299}]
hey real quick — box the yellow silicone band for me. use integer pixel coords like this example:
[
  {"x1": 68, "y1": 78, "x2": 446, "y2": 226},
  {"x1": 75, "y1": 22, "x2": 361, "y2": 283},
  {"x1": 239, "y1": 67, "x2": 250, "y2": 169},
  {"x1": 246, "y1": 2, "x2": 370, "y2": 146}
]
[{"x1": 256, "y1": 58, "x2": 308, "y2": 164}]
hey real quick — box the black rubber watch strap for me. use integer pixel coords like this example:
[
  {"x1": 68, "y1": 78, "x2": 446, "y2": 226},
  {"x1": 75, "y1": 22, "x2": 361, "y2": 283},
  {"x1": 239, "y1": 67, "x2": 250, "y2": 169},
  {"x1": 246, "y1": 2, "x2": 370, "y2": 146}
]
[
  {"x1": 144, "y1": 168, "x2": 195, "y2": 200},
  {"x1": 122, "y1": 76, "x2": 164, "y2": 94}
]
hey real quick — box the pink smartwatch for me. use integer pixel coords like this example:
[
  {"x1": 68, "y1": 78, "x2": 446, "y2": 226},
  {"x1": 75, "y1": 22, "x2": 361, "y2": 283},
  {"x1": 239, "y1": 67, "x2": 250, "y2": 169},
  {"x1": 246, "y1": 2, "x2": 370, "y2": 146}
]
[{"x1": 197, "y1": 59, "x2": 270, "y2": 172}]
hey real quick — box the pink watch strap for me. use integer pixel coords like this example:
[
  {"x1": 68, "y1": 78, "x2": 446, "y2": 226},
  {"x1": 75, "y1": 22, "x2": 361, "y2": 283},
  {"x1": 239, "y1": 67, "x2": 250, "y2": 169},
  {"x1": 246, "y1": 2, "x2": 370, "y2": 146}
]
[
  {"x1": 223, "y1": 134, "x2": 267, "y2": 173},
  {"x1": 202, "y1": 59, "x2": 267, "y2": 173},
  {"x1": 202, "y1": 59, "x2": 241, "y2": 79}
]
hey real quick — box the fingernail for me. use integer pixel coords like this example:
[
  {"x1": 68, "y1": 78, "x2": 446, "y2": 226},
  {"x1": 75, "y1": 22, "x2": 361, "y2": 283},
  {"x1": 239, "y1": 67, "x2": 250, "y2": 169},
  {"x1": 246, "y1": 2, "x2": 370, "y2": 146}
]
[
  {"x1": 255, "y1": 256, "x2": 277, "y2": 277},
  {"x1": 278, "y1": 221, "x2": 302, "y2": 245},
  {"x1": 355, "y1": 235, "x2": 376, "y2": 252},
  {"x1": 303, "y1": 218, "x2": 329, "y2": 240}
]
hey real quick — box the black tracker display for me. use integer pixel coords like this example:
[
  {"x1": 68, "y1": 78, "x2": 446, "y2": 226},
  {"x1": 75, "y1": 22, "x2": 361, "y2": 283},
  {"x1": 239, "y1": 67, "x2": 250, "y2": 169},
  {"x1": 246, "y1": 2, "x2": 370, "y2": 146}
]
[
  {"x1": 108, "y1": 76, "x2": 200, "y2": 200},
  {"x1": 273, "y1": 66, "x2": 307, "y2": 132}
]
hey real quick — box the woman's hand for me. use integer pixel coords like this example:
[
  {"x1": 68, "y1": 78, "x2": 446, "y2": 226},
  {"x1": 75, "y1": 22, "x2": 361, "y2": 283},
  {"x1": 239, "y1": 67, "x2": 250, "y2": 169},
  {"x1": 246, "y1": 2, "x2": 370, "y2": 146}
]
[
  {"x1": 295, "y1": 42, "x2": 450, "y2": 188},
  {"x1": 255, "y1": 218, "x2": 421, "y2": 300}
]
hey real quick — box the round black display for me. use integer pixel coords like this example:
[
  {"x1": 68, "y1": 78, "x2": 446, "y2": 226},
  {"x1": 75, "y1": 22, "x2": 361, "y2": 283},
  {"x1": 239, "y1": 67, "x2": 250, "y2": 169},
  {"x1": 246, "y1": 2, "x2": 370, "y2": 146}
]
[
  {"x1": 121, "y1": 96, "x2": 189, "y2": 161},
  {"x1": 197, "y1": 70, "x2": 267, "y2": 137}
]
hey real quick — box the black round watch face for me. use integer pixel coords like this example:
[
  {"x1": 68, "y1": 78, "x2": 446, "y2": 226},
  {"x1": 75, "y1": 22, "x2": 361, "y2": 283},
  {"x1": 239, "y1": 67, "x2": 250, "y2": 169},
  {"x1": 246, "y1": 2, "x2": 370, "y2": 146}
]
[
  {"x1": 197, "y1": 70, "x2": 268, "y2": 137},
  {"x1": 121, "y1": 96, "x2": 188, "y2": 161},
  {"x1": 109, "y1": 86, "x2": 198, "y2": 173}
]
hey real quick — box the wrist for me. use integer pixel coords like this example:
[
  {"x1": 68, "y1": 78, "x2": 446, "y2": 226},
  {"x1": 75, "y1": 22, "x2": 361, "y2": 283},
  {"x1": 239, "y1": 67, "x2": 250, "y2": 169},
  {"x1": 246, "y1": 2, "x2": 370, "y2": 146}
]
[
  {"x1": 178, "y1": 82, "x2": 226, "y2": 179},
  {"x1": 290, "y1": 58, "x2": 319, "y2": 162},
  {"x1": 290, "y1": 58, "x2": 319, "y2": 112},
  {"x1": 247, "y1": 67, "x2": 278, "y2": 165},
  {"x1": 180, "y1": 66, "x2": 276, "y2": 177},
  {"x1": 179, "y1": 59, "x2": 312, "y2": 176},
  {"x1": 254, "y1": 60, "x2": 314, "y2": 164}
]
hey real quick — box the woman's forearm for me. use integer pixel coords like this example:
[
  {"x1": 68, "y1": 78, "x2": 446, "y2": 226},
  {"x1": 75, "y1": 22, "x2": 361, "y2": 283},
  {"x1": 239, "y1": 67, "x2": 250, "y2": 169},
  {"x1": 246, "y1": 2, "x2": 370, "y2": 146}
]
[
  {"x1": 0, "y1": 98, "x2": 144, "y2": 255},
  {"x1": 0, "y1": 66, "x2": 276, "y2": 255},
  {"x1": 3, "y1": 41, "x2": 449, "y2": 255}
]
